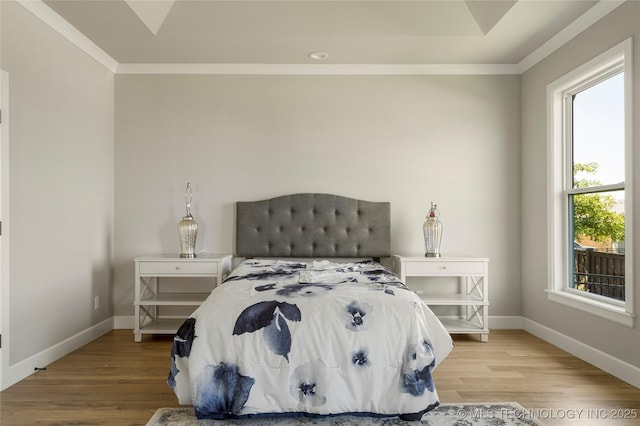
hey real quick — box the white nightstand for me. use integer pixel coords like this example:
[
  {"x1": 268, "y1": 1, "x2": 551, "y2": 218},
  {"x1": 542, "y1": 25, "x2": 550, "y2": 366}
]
[
  {"x1": 391, "y1": 254, "x2": 489, "y2": 342},
  {"x1": 133, "y1": 254, "x2": 232, "y2": 342}
]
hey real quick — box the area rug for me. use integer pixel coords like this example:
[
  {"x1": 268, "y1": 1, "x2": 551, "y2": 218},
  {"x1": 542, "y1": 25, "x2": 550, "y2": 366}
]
[{"x1": 147, "y1": 402, "x2": 543, "y2": 425}]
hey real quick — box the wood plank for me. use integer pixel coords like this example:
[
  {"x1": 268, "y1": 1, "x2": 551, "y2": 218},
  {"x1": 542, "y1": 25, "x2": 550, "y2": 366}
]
[
  {"x1": 434, "y1": 331, "x2": 640, "y2": 425},
  {"x1": 0, "y1": 330, "x2": 638, "y2": 425}
]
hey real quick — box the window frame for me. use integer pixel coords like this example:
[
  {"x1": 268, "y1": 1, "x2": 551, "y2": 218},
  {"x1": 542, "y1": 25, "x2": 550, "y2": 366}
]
[{"x1": 546, "y1": 38, "x2": 635, "y2": 327}]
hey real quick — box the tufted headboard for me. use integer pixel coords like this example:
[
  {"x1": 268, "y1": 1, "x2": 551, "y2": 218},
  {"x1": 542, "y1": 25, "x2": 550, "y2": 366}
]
[{"x1": 235, "y1": 193, "x2": 390, "y2": 258}]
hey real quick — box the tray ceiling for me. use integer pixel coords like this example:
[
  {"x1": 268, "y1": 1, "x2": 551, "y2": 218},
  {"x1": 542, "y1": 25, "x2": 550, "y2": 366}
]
[{"x1": 37, "y1": 0, "x2": 616, "y2": 68}]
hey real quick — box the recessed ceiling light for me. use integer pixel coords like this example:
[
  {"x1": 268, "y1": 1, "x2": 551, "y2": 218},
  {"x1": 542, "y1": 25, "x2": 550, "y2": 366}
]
[{"x1": 308, "y1": 51, "x2": 329, "y2": 60}]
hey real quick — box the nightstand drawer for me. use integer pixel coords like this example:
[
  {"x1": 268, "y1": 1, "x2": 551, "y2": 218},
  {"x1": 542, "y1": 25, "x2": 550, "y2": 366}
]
[
  {"x1": 139, "y1": 261, "x2": 219, "y2": 275},
  {"x1": 404, "y1": 261, "x2": 484, "y2": 276}
]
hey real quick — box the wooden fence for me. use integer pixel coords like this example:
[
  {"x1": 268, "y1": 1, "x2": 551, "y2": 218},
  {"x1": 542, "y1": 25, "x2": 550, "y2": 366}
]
[{"x1": 573, "y1": 250, "x2": 625, "y2": 301}]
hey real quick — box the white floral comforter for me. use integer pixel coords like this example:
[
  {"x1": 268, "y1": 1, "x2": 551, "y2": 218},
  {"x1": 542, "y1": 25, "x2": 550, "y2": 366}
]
[{"x1": 168, "y1": 259, "x2": 453, "y2": 420}]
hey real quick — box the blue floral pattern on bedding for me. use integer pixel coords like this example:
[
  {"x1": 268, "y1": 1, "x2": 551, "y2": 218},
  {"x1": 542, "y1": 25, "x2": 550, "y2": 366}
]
[
  {"x1": 289, "y1": 359, "x2": 329, "y2": 408},
  {"x1": 344, "y1": 301, "x2": 372, "y2": 331},
  {"x1": 194, "y1": 362, "x2": 255, "y2": 419},
  {"x1": 233, "y1": 300, "x2": 302, "y2": 361},
  {"x1": 169, "y1": 259, "x2": 453, "y2": 420}
]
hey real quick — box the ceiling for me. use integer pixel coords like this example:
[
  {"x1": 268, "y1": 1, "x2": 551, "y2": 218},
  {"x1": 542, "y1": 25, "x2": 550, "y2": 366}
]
[{"x1": 36, "y1": 0, "x2": 620, "y2": 70}]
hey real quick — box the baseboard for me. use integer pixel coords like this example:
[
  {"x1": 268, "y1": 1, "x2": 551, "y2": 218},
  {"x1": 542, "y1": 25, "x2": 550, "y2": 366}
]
[
  {"x1": 115, "y1": 316, "x2": 521, "y2": 331},
  {"x1": 113, "y1": 315, "x2": 134, "y2": 330},
  {"x1": 523, "y1": 318, "x2": 640, "y2": 389},
  {"x1": 489, "y1": 316, "x2": 524, "y2": 329},
  {"x1": 4, "y1": 317, "x2": 114, "y2": 390}
]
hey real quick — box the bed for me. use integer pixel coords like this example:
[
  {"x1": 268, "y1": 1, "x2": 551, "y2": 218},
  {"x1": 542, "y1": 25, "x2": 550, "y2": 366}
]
[{"x1": 168, "y1": 193, "x2": 454, "y2": 420}]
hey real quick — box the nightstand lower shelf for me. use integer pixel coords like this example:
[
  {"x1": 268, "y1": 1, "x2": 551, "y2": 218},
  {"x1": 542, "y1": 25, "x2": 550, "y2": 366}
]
[
  {"x1": 439, "y1": 317, "x2": 489, "y2": 342},
  {"x1": 137, "y1": 318, "x2": 186, "y2": 335}
]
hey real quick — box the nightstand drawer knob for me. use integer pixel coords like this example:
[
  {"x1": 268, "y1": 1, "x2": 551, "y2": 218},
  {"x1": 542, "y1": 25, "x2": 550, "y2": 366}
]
[
  {"x1": 441, "y1": 266, "x2": 447, "y2": 270},
  {"x1": 175, "y1": 266, "x2": 180, "y2": 270}
]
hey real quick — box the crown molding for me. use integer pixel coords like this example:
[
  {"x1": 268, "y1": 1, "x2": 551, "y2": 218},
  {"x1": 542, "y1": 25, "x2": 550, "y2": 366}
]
[
  {"x1": 17, "y1": 0, "x2": 118, "y2": 73},
  {"x1": 517, "y1": 0, "x2": 626, "y2": 73},
  {"x1": 115, "y1": 63, "x2": 519, "y2": 75}
]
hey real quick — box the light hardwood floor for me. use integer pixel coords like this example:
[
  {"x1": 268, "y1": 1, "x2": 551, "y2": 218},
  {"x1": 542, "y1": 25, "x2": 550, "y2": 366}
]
[{"x1": 0, "y1": 330, "x2": 638, "y2": 425}]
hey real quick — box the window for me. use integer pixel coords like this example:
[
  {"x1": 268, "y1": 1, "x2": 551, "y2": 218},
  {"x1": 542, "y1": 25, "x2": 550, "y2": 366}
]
[{"x1": 547, "y1": 38, "x2": 634, "y2": 327}]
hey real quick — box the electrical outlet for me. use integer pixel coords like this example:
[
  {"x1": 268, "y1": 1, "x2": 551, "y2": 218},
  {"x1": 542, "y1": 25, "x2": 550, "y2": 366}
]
[{"x1": 94, "y1": 296, "x2": 100, "y2": 310}]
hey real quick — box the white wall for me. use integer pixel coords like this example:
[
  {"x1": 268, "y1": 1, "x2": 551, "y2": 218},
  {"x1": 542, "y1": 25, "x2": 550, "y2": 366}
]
[
  {"x1": 114, "y1": 73, "x2": 521, "y2": 319},
  {"x1": 521, "y1": 1, "x2": 640, "y2": 368},
  {"x1": 1, "y1": 0, "x2": 114, "y2": 369}
]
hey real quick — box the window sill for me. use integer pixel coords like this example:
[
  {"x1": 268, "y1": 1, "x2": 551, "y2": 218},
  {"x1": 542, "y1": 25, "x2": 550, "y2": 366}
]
[{"x1": 546, "y1": 290, "x2": 636, "y2": 328}]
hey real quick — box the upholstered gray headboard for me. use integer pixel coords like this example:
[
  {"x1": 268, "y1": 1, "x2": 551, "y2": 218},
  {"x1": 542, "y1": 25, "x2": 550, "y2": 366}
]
[{"x1": 235, "y1": 193, "x2": 390, "y2": 258}]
